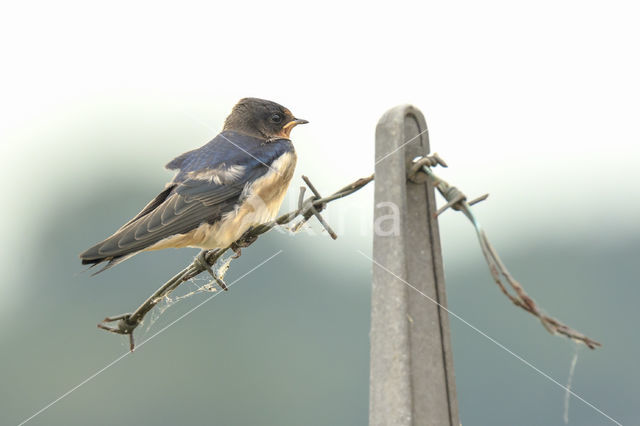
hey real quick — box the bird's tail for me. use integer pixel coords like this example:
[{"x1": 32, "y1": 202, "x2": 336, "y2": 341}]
[{"x1": 79, "y1": 241, "x2": 139, "y2": 275}]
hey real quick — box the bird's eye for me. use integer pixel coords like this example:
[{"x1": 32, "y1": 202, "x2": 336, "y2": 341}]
[{"x1": 270, "y1": 113, "x2": 282, "y2": 123}]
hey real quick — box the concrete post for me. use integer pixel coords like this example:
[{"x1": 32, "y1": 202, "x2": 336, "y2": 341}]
[{"x1": 370, "y1": 105, "x2": 459, "y2": 426}]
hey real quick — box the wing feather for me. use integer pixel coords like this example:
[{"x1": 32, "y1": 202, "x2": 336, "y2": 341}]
[{"x1": 83, "y1": 165, "x2": 267, "y2": 261}]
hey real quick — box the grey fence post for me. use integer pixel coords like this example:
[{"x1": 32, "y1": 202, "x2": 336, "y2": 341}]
[{"x1": 370, "y1": 105, "x2": 459, "y2": 426}]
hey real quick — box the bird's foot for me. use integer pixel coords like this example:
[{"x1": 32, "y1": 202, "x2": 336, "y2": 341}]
[
  {"x1": 230, "y1": 246, "x2": 242, "y2": 259},
  {"x1": 230, "y1": 229, "x2": 259, "y2": 258},
  {"x1": 194, "y1": 250, "x2": 228, "y2": 291}
]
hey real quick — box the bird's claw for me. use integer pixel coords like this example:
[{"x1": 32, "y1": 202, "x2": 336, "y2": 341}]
[
  {"x1": 231, "y1": 246, "x2": 242, "y2": 259},
  {"x1": 230, "y1": 229, "x2": 259, "y2": 258}
]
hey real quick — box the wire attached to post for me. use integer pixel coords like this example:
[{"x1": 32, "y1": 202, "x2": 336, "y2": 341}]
[{"x1": 409, "y1": 154, "x2": 601, "y2": 349}]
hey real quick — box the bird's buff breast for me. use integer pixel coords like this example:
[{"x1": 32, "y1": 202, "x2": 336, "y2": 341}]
[{"x1": 182, "y1": 151, "x2": 296, "y2": 250}]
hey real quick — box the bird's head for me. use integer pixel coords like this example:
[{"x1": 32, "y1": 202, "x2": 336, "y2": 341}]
[{"x1": 223, "y1": 98, "x2": 308, "y2": 140}]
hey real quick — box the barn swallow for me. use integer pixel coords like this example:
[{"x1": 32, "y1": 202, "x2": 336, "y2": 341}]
[{"x1": 80, "y1": 98, "x2": 307, "y2": 273}]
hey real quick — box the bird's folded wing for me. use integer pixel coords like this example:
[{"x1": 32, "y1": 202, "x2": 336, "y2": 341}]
[{"x1": 82, "y1": 166, "x2": 266, "y2": 261}]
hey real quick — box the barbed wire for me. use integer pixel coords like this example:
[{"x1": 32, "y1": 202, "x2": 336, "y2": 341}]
[
  {"x1": 409, "y1": 154, "x2": 601, "y2": 349},
  {"x1": 98, "y1": 154, "x2": 600, "y2": 352}
]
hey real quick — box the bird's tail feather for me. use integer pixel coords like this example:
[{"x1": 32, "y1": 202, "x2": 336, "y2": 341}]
[{"x1": 80, "y1": 241, "x2": 140, "y2": 275}]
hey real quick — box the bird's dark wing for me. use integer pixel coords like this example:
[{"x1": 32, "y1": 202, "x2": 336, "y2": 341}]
[{"x1": 80, "y1": 133, "x2": 294, "y2": 273}]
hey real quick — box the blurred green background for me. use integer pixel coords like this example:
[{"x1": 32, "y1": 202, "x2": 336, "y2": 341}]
[{"x1": 2, "y1": 1, "x2": 639, "y2": 425}]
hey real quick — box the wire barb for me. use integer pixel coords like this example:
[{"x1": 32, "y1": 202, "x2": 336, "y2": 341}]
[
  {"x1": 291, "y1": 176, "x2": 338, "y2": 239},
  {"x1": 97, "y1": 314, "x2": 138, "y2": 351},
  {"x1": 194, "y1": 250, "x2": 228, "y2": 291}
]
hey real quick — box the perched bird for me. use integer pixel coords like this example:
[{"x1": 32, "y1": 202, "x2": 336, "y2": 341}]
[{"x1": 80, "y1": 98, "x2": 308, "y2": 274}]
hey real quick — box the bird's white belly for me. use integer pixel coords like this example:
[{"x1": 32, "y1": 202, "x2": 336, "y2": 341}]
[{"x1": 192, "y1": 151, "x2": 296, "y2": 249}]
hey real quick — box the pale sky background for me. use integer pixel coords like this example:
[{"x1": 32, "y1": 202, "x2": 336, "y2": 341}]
[
  {"x1": 1, "y1": 1, "x2": 639, "y2": 425},
  {"x1": 2, "y1": 0, "x2": 639, "y2": 284}
]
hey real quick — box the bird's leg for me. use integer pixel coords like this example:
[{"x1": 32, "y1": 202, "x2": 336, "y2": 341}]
[
  {"x1": 194, "y1": 250, "x2": 228, "y2": 291},
  {"x1": 230, "y1": 227, "x2": 259, "y2": 258}
]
